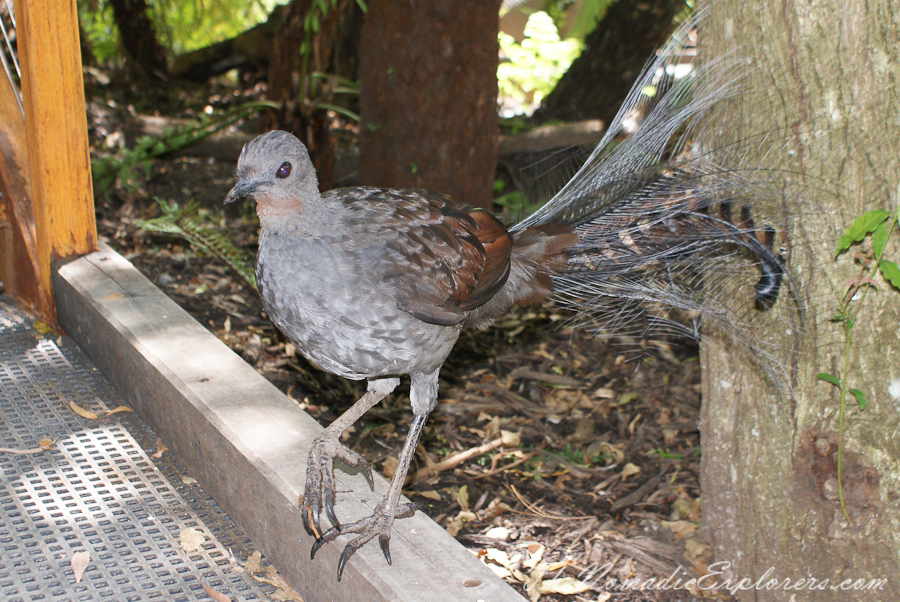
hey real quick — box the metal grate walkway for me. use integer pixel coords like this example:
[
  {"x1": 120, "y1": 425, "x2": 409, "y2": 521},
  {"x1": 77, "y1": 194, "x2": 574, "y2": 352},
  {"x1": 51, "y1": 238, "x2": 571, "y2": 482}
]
[{"x1": 0, "y1": 296, "x2": 278, "y2": 602}]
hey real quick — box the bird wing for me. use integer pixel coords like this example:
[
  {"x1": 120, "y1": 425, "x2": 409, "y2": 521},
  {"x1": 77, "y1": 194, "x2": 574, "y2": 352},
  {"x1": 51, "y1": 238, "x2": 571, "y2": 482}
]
[{"x1": 335, "y1": 188, "x2": 513, "y2": 326}]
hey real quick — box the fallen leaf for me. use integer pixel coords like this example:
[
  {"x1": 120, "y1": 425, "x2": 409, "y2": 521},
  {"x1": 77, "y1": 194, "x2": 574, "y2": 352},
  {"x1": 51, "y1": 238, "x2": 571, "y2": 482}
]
[
  {"x1": 484, "y1": 547, "x2": 513, "y2": 569},
  {"x1": 662, "y1": 428, "x2": 677, "y2": 444},
  {"x1": 618, "y1": 391, "x2": 638, "y2": 405},
  {"x1": 596, "y1": 441, "x2": 625, "y2": 464},
  {"x1": 179, "y1": 527, "x2": 205, "y2": 553},
  {"x1": 523, "y1": 545, "x2": 544, "y2": 569},
  {"x1": 540, "y1": 577, "x2": 591, "y2": 595},
  {"x1": 0, "y1": 438, "x2": 57, "y2": 455},
  {"x1": 627, "y1": 412, "x2": 642, "y2": 436},
  {"x1": 253, "y1": 566, "x2": 304, "y2": 601},
  {"x1": 483, "y1": 526, "x2": 511, "y2": 541},
  {"x1": 672, "y1": 496, "x2": 701, "y2": 521},
  {"x1": 544, "y1": 559, "x2": 574, "y2": 571},
  {"x1": 684, "y1": 538, "x2": 710, "y2": 561},
  {"x1": 104, "y1": 406, "x2": 134, "y2": 415},
  {"x1": 414, "y1": 490, "x2": 442, "y2": 501},
  {"x1": 482, "y1": 498, "x2": 512, "y2": 519},
  {"x1": 593, "y1": 387, "x2": 616, "y2": 399},
  {"x1": 662, "y1": 519, "x2": 698, "y2": 540},
  {"x1": 382, "y1": 456, "x2": 398, "y2": 478},
  {"x1": 181, "y1": 476, "x2": 197, "y2": 485},
  {"x1": 484, "y1": 562, "x2": 512, "y2": 580},
  {"x1": 202, "y1": 584, "x2": 231, "y2": 602},
  {"x1": 525, "y1": 564, "x2": 546, "y2": 602},
  {"x1": 500, "y1": 430, "x2": 521, "y2": 447},
  {"x1": 456, "y1": 484, "x2": 469, "y2": 511},
  {"x1": 445, "y1": 510, "x2": 476, "y2": 537},
  {"x1": 620, "y1": 462, "x2": 641, "y2": 480},
  {"x1": 245, "y1": 550, "x2": 262, "y2": 574},
  {"x1": 69, "y1": 401, "x2": 98, "y2": 420},
  {"x1": 151, "y1": 437, "x2": 168, "y2": 458},
  {"x1": 33, "y1": 320, "x2": 53, "y2": 334},
  {"x1": 71, "y1": 550, "x2": 90, "y2": 583},
  {"x1": 269, "y1": 588, "x2": 302, "y2": 602}
]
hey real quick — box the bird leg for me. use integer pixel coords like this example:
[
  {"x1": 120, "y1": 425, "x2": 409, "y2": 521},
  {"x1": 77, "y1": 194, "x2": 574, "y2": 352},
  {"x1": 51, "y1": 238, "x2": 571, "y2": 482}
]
[
  {"x1": 311, "y1": 412, "x2": 428, "y2": 581},
  {"x1": 300, "y1": 377, "x2": 399, "y2": 540}
]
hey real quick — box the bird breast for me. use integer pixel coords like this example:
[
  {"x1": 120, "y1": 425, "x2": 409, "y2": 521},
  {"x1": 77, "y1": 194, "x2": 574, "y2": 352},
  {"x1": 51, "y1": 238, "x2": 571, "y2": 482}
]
[{"x1": 255, "y1": 227, "x2": 460, "y2": 381}]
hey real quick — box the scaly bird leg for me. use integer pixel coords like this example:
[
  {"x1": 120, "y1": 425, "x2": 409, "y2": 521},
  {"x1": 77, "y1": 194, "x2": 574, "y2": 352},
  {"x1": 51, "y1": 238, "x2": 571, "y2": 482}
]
[
  {"x1": 300, "y1": 377, "x2": 399, "y2": 539},
  {"x1": 311, "y1": 412, "x2": 428, "y2": 581}
]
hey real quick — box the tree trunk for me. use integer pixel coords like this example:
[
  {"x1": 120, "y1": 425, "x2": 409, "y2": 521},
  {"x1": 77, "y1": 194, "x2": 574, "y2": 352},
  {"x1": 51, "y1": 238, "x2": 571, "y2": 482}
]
[
  {"x1": 108, "y1": 0, "x2": 168, "y2": 82},
  {"x1": 534, "y1": 0, "x2": 685, "y2": 126},
  {"x1": 262, "y1": 0, "x2": 362, "y2": 190},
  {"x1": 358, "y1": 0, "x2": 502, "y2": 210},
  {"x1": 699, "y1": 1, "x2": 900, "y2": 598}
]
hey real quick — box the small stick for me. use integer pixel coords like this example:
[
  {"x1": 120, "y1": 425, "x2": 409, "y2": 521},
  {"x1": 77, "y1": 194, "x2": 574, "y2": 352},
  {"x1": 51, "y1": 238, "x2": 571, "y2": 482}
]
[{"x1": 411, "y1": 437, "x2": 504, "y2": 481}]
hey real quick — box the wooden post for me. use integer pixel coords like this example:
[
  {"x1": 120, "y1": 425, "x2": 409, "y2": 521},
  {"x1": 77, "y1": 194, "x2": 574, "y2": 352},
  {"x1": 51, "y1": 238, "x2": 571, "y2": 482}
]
[
  {"x1": 14, "y1": 0, "x2": 97, "y2": 322},
  {"x1": 0, "y1": 60, "x2": 44, "y2": 317}
]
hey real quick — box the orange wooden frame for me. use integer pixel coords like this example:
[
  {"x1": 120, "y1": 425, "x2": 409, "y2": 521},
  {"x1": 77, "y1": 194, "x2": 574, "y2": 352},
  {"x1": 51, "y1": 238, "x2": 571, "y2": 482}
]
[{"x1": 0, "y1": 0, "x2": 97, "y2": 325}]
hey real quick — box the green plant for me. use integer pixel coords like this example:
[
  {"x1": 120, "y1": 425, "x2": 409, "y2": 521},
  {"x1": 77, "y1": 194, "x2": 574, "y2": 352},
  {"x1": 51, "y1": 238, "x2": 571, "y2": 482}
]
[
  {"x1": 497, "y1": 11, "x2": 582, "y2": 115},
  {"x1": 296, "y1": 0, "x2": 366, "y2": 102},
  {"x1": 817, "y1": 194, "x2": 900, "y2": 521},
  {"x1": 493, "y1": 179, "x2": 543, "y2": 219},
  {"x1": 649, "y1": 447, "x2": 701, "y2": 460},
  {"x1": 138, "y1": 198, "x2": 258, "y2": 293},
  {"x1": 77, "y1": 0, "x2": 283, "y2": 62},
  {"x1": 307, "y1": 72, "x2": 361, "y2": 122},
  {"x1": 92, "y1": 101, "x2": 276, "y2": 198}
]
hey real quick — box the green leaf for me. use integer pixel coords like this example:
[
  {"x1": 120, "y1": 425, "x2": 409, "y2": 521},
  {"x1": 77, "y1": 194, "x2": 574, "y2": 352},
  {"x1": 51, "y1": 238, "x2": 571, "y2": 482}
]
[
  {"x1": 313, "y1": 102, "x2": 360, "y2": 123},
  {"x1": 871, "y1": 220, "x2": 890, "y2": 258},
  {"x1": 835, "y1": 209, "x2": 891, "y2": 257},
  {"x1": 816, "y1": 372, "x2": 841, "y2": 387},
  {"x1": 848, "y1": 388, "x2": 867, "y2": 411},
  {"x1": 879, "y1": 259, "x2": 900, "y2": 289},
  {"x1": 567, "y1": 0, "x2": 612, "y2": 40}
]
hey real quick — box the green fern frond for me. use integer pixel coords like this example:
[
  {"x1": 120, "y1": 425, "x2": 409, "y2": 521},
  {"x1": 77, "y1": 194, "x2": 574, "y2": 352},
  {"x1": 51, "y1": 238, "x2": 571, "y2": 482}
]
[
  {"x1": 139, "y1": 199, "x2": 258, "y2": 293},
  {"x1": 92, "y1": 100, "x2": 277, "y2": 198}
]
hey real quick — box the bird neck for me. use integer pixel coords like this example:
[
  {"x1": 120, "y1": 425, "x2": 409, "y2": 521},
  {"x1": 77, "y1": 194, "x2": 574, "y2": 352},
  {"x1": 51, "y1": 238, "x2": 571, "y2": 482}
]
[{"x1": 256, "y1": 184, "x2": 321, "y2": 233}]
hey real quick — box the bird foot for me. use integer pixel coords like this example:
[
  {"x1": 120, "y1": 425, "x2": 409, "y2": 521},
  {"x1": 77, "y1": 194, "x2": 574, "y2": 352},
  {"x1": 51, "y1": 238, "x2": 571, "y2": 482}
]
[
  {"x1": 300, "y1": 431, "x2": 374, "y2": 539},
  {"x1": 310, "y1": 499, "x2": 418, "y2": 581}
]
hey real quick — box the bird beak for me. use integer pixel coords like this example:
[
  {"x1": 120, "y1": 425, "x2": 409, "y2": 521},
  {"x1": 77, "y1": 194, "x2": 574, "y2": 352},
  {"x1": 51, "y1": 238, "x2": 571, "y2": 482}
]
[{"x1": 224, "y1": 178, "x2": 264, "y2": 204}]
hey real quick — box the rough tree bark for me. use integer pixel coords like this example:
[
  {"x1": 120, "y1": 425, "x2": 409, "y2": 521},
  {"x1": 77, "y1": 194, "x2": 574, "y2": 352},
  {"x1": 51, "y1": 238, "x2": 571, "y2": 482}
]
[
  {"x1": 699, "y1": 0, "x2": 900, "y2": 599},
  {"x1": 108, "y1": 0, "x2": 168, "y2": 82},
  {"x1": 262, "y1": 0, "x2": 350, "y2": 189},
  {"x1": 534, "y1": 0, "x2": 686, "y2": 125},
  {"x1": 358, "y1": 0, "x2": 502, "y2": 210}
]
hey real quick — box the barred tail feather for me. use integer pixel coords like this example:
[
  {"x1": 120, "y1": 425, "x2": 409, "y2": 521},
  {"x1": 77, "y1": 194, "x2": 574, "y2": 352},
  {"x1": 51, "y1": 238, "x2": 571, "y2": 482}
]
[{"x1": 510, "y1": 9, "x2": 808, "y2": 384}]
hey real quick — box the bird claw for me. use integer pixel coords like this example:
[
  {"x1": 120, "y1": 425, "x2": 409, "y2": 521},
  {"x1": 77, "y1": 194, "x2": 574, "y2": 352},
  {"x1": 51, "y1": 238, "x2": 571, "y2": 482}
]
[
  {"x1": 300, "y1": 432, "x2": 373, "y2": 539},
  {"x1": 310, "y1": 501, "x2": 418, "y2": 581}
]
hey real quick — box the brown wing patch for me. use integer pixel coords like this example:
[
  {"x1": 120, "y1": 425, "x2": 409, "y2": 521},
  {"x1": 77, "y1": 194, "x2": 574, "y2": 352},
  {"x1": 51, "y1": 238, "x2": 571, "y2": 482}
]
[
  {"x1": 455, "y1": 208, "x2": 512, "y2": 310},
  {"x1": 359, "y1": 189, "x2": 513, "y2": 325}
]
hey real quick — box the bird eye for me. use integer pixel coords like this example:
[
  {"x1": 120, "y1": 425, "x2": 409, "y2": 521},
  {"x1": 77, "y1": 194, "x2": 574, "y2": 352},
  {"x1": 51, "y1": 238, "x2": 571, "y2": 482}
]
[{"x1": 276, "y1": 162, "x2": 292, "y2": 178}]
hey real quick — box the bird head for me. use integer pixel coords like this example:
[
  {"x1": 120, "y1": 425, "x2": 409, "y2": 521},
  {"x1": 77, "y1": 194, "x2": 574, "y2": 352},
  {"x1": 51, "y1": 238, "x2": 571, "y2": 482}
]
[{"x1": 225, "y1": 130, "x2": 320, "y2": 223}]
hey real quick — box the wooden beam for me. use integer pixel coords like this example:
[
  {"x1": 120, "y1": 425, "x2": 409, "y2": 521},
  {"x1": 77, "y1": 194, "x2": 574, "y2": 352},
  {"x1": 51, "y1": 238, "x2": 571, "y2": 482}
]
[
  {"x1": 16, "y1": 0, "x2": 97, "y2": 269},
  {"x1": 54, "y1": 244, "x2": 527, "y2": 602},
  {"x1": 0, "y1": 48, "x2": 50, "y2": 320}
]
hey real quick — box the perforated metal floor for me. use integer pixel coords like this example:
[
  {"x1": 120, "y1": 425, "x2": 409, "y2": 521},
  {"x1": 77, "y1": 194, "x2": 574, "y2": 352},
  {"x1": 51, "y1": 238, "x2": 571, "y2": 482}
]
[{"x1": 0, "y1": 296, "x2": 278, "y2": 602}]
